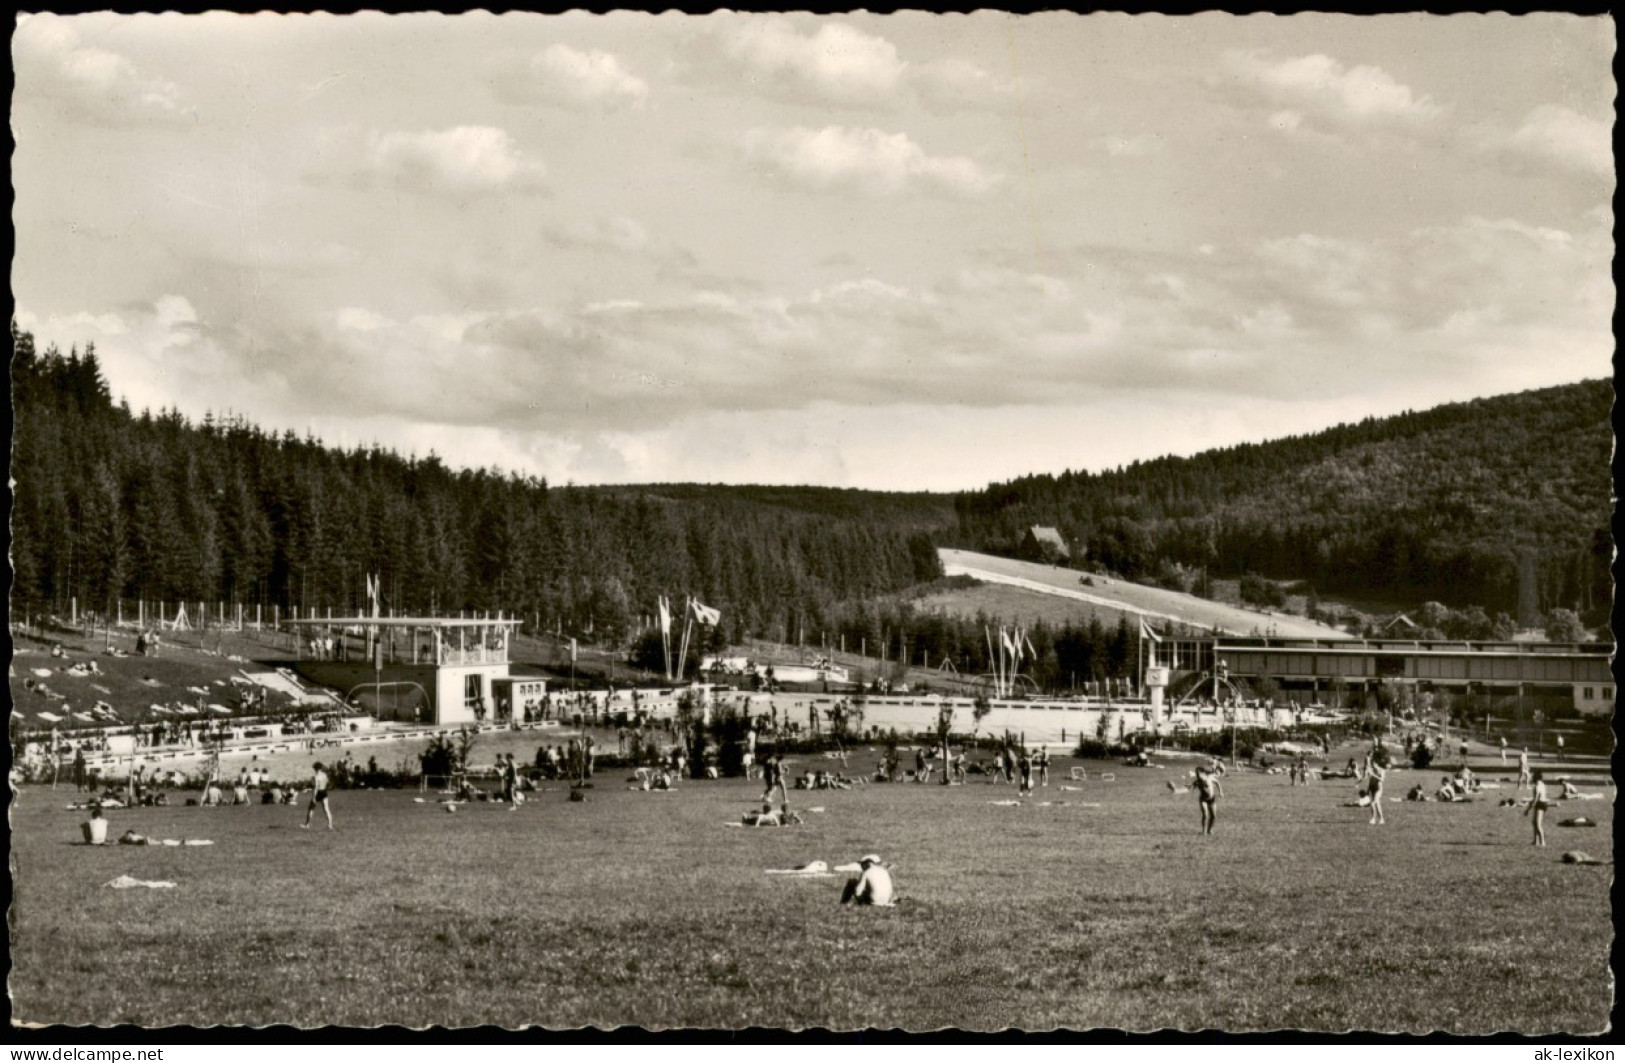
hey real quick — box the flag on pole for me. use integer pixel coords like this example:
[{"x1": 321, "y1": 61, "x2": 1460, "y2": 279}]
[
  {"x1": 1139, "y1": 618, "x2": 1161, "y2": 643},
  {"x1": 1024, "y1": 634, "x2": 1037, "y2": 659},
  {"x1": 657, "y1": 596, "x2": 672, "y2": 636},
  {"x1": 1001, "y1": 629, "x2": 1018, "y2": 659},
  {"x1": 690, "y1": 600, "x2": 722, "y2": 626},
  {"x1": 569, "y1": 638, "x2": 578, "y2": 664}
]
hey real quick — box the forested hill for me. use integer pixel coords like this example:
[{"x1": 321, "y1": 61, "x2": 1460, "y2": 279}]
[
  {"x1": 951, "y1": 380, "x2": 1613, "y2": 622},
  {"x1": 8, "y1": 325, "x2": 943, "y2": 644},
  {"x1": 599, "y1": 483, "x2": 954, "y2": 529}
]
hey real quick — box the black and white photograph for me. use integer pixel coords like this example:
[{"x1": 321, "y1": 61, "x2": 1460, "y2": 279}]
[{"x1": 8, "y1": 11, "x2": 1614, "y2": 1033}]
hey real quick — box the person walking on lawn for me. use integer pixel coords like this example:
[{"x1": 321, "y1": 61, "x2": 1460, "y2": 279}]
[{"x1": 302, "y1": 761, "x2": 334, "y2": 831}]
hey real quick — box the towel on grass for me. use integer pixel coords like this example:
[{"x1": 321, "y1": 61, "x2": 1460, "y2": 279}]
[
  {"x1": 989, "y1": 800, "x2": 1022, "y2": 807},
  {"x1": 106, "y1": 875, "x2": 176, "y2": 889},
  {"x1": 766, "y1": 861, "x2": 832, "y2": 877}
]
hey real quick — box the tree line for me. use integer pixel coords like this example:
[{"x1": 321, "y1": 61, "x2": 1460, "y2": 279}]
[{"x1": 9, "y1": 324, "x2": 941, "y2": 645}]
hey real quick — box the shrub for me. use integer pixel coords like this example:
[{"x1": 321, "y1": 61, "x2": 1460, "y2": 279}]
[{"x1": 1240, "y1": 572, "x2": 1288, "y2": 608}]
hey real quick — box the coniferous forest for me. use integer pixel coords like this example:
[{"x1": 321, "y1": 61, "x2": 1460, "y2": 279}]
[
  {"x1": 9, "y1": 325, "x2": 943, "y2": 646},
  {"x1": 950, "y1": 380, "x2": 1613, "y2": 625},
  {"x1": 10, "y1": 321, "x2": 1612, "y2": 641}
]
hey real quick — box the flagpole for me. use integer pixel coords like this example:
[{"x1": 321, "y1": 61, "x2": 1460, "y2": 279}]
[
  {"x1": 984, "y1": 627, "x2": 996, "y2": 699},
  {"x1": 677, "y1": 599, "x2": 693, "y2": 682}
]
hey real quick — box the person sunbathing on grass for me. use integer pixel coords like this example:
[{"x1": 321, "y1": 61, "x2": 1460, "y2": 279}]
[
  {"x1": 839, "y1": 854, "x2": 895, "y2": 907},
  {"x1": 742, "y1": 802, "x2": 802, "y2": 827}
]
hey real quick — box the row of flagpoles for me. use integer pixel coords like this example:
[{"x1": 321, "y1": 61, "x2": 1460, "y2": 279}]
[{"x1": 986, "y1": 625, "x2": 1036, "y2": 698}]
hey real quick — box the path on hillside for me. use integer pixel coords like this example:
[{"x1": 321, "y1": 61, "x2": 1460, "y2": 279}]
[{"x1": 938, "y1": 549, "x2": 1351, "y2": 639}]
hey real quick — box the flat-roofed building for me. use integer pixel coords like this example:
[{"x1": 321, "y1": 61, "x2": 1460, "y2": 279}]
[
  {"x1": 1205, "y1": 636, "x2": 1612, "y2": 716},
  {"x1": 286, "y1": 616, "x2": 527, "y2": 726}
]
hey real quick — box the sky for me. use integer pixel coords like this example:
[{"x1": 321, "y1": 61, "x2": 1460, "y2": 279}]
[{"x1": 11, "y1": 13, "x2": 1615, "y2": 492}]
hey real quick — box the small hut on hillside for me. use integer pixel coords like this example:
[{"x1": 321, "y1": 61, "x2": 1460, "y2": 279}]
[{"x1": 1020, "y1": 526, "x2": 1070, "y2": 564}]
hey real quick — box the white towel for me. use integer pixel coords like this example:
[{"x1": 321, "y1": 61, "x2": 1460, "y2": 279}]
[{"x1": 106, "y1": 875, "x2": 176, "y2": 889}]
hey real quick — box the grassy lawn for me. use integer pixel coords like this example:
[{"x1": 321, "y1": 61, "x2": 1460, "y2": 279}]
[{"x1": 10, "y1": 745, "x2": 1612, "y2": 1032}]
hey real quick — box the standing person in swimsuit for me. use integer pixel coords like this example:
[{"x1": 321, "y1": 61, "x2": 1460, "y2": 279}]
[
  {"x1": 1516, "y1": 748, "x2": 1532, "y2": 790},
  {"x1": 1194, "y1": 764, "x2": 1222, "y2": 835},
  {"x1": 302, "y1": 761, "x2": 333, "y2": 831},
  {"x1": 761, "y1": 752, "x2": 789, "y2": 815},
  {"x1": 1523, "y1": 770, "x2": 1549, "y2": 847},
  {"x1": 1365, "y1": 746, "x2": 1388, "y2": 826}
]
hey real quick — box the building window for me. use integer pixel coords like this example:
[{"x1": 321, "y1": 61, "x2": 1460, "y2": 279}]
[
  {"x1": 1582, "y1": 687, "x2": 1594, "y2": 700},
  {"x1": 1604, "y1": 687, "x2": 1613, "y2": 701},
  {"x1": 464, "y1": 674, "x2": 483, "y2": 708}
]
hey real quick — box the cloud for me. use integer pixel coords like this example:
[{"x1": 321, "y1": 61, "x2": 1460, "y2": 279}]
[
  {"x1": 18, "y1": 215, "x2": 1606, "y2": 487},
  {"x1": 541, "y1": 215, "x2": 650, "y2": 254},
  {"x1": 1223, "y1": 50, "x2": 1441, "y2": 136},
  {"x1": 742, "y1": 125, "x2": 1001, "y2": 197},
  {"x1": 724, "y1": 18, "x2": 905, "y2": 102},
  {"x1": 713, "y1": 17, "x2": 1020, "y2": 111},
  {"x1": 500, "y1": 43, "x2": 649, "y2": 111},
  {"x1": 363, "y1": 126, "x2": 546, "y2": 195},
  {"x1": 1486, "y1": 104, "x2": 1612, "y2": 179},
  {"x1": 13, "y1": 15, "x2": 191, "y2": 125},
  {"x1": 910, "y1": 57, "x2": 1023, "y2": 111}
]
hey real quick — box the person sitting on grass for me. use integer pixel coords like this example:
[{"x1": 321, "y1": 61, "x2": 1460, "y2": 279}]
[
  {"x1": 840, "y1": 854, "x2": 895, "y2": 907},
  {"x1": 1406, "y1": 783, "x2": 1430, "y2": 802}
]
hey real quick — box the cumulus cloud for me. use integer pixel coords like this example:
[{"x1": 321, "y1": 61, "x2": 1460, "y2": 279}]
[
  {"x1": 1223, "y1": 50, "x2": 1441, "y2": 136},
  {"x1": 714, "y1": 17, "x2": 1021, "y2": 111},
  {"x1": 13, "y1": 15, "x2": 191, "y2": 125},
  {"x1": 725, "y1": 18, "x2": 905, "y2": 102},
  {"x1": 500, "y1": 43, "x2": 649, "y2": 111},
  {"x1": 743, "y1": 125, "x2": 1000, "y2": 197},
  {"x1": 910, "y1": 57, "x2": 1023, "y2": 110},
  {"x1": 1487, "y1": 104, "x2": 1612, "y2": 179},
  {"x1": 363, "y1": 126, "x2": 546, "y2": 195}
]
